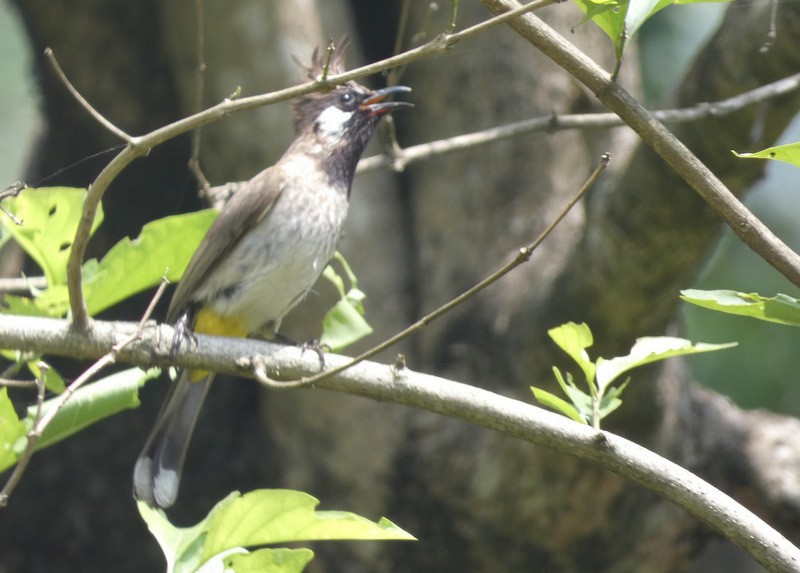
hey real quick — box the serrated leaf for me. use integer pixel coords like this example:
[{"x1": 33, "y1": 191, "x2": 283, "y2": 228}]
[
  {"x1": 548, "y1": 322, "x2": 596, "y2": 383},
  {"x1": 0, "y1": 387, "x2": 26, "y2": 471},
  {"x1": 223, "y1": 548, "x2": 314, "y2": 573},
  {"x1": 83, "y1": 209, "x2": 218, "y2": 315},
  {"x1": 531, "y1": 386, "x2": 587, "y2": 424},
  {"x1": 0, "y1": 187, "x2": 103, "y2": 286},
  {"x1": 202, "y1": 490, "x2": 414, "y2": 562},
  {"x1": 595, "y1": 336, "x2": 735, "y2": 391},
  {"x1": 681, "y1": 289, "x2": 800, "y2": 327},
  {"x1": 733, "y1": 141, "x2": 800, "y2": 168}
]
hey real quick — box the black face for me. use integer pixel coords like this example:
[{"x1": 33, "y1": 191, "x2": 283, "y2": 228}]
[
  {"x1": 292, "y1": 83, "x2": 411, "y2": 193},
  {"x1": 293, "y1": 83, "x2": 412, "y2": 138}
]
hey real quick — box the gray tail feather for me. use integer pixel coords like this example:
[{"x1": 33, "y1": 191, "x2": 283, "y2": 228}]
[{"x1": 133, "y1": 370, "x2": 215, "y2": 508}]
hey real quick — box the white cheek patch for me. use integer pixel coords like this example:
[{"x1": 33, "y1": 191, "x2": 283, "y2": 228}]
[{"x1": 316, "y1": 106, "x2": 353, "y2": 135}]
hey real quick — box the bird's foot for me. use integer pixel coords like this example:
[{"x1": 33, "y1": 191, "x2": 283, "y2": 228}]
[{"x1": 300, "y1": 338, "x2": 328, "y2": 371}]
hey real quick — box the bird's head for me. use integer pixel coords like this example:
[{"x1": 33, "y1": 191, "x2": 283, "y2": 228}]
[{"x1": 292, "y1": 42, "x2": 412, "y2": 152}]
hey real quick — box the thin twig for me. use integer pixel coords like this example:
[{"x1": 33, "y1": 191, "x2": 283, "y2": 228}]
[
  {"x1": 257, "y1": 153, "x2": 608, "y2": 390},
  {"x1": 44, "y1": 48, "x2": 132, "y2": 142},
  {"x1": 188, "y1": 0, "x2": 211, "y2": 194},
  {"x1": 0, "y1": 182, "x2": 26, "y2": 225},
  {"x1": 0, "y1": 378, "x2": 38, "y2": 388},
  {"x1": 0, "y1": 276, "x2": 48, "y2": 293},
  {"x1": 357, "y1": 72, "x2": 800, "y2": 173},
  {"x1": 63, "y1": 0, "x2": 562, "y2": 329},
  {"x1": 0, "y1": 277, "x2": 169, "y2": 508},
  {"x1": 0, "y1": 362, "x2": 47, "y2": 507}
]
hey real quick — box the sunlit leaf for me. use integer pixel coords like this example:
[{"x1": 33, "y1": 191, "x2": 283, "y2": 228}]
[
  {"x1": 202, "y1": 490, "x2": 414, "y2": 562},
  {"x1": 548, "y1": 322, "x2": 596, "y2": 384},
  {"x1": 733, "y1": 142, "x2": 800, "y2": 169},
  {"x1": 0, "y1": 388, "x2": 26, "y2": 472},
  {"x1": 223, "y1": 548, "x2": 314, "y2": 573},
  {"x1": 531, "y1": 386, "x2": 587, "y2": 424},
  {"x1": 29, "y1": 367, "x2": 156, "y2": 451},
  {"x1": 595, "y1": 336, "x2": 735, "y2": 390},
  {"x1": 0, "y1": 187, "x2": 103, "y2": 286},
  {"x1": 681, "y1": 289, "x2": 800, "y2": 327},
  {"x1": 83, "y1": 209, "x2": 218, "y2": 315}
]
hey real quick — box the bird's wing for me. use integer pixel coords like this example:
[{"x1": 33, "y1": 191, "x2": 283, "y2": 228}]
[{"x1": 166, "y1": 167, "x2": 285, "y2": 323}]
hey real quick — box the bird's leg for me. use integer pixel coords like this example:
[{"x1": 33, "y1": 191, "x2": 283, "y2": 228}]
[
  {"x1": 299, "y1": 339, "x2": 327, "y2": 371},
  {"x1": 170, "y1": 312, "x2": 197, "y2": 357}
]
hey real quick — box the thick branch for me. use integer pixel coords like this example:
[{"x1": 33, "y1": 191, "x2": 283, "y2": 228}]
[{"x1": 0, "y1": 313, "x2": 798, "y2": 571}]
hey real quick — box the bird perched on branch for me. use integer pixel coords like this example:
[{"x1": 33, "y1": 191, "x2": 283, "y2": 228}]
[{"x1": 133, "y1": 42, "x2": 412, "y2": 508}]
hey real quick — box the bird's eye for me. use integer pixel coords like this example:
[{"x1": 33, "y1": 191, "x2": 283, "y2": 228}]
[{"x1": 339, "y1": 92, "x2": 354, "y2": 106}]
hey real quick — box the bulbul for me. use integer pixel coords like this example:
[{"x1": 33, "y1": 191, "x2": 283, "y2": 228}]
[{"x1": 133, "y1": 46, "x2": 411, "y2": 508}]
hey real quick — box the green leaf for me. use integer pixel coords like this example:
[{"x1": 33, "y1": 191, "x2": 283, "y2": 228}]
[
  {"x1": 319, "y1": 252, "x2": 373, "y2": 350},
  {"x1": 0, "y1": 388, "x2": 26, "y2": 471},
  {"x1": 27, "y1": 360, "x2": 66, "y2": 394},
  {"x1": 531, "y1": 386, "x2": 587, "y2": 424},
  {"x1": 27, "y1": 367, "x2": 156, "y2": 452},
  {"x1": 223, "y1": 548, "x2": 314, "y2": 573},
  {"x1": 83, "y1": 209, "x2": 218, "y2": 315},
  {"x1": 319, "y1": 297, "x2": 373, "y2": 351},
  {"x1": 0, "y1": 187, "x2": 103, "y2": 286},
  {"x1": 597, "y1": 378, "x2": 629, "y2": 419},
  {"x1": 138, "y1": 495, "x2": 235, "y2": 573},
  {"x1": 733, "y1": 141, "x2": 800, "y2": 168},
  {"x1": 595, "y1": 336, "x2": 735, "y2": 391},
  {"x1": 202, "y1": 490, "x2": 415, "y2": 562},
  {"x1": 548, "y1": 322, "x2": 596, "y2": 384},
  {"x1": 681, "y1": 289, "x2": 800, "y2": 327}
]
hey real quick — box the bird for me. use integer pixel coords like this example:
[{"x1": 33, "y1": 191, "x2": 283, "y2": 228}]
[{"x1": 133, "y1": 44, "x2": 411, "y2": 508}]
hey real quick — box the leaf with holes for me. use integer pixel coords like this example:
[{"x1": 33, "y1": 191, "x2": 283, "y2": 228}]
[
  {"x1": 733, "y1": 142, "x2": 800, "y2": 169},
  {"x1": 0, "y1": 187, "x2": 103, "y2": 286}
]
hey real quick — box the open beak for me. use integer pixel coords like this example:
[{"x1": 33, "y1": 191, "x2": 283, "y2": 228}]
[{"x1": 361, "y1": 85, "x2": 413, "y2": 117}]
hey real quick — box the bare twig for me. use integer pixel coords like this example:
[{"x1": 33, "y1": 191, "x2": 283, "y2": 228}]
[
  {"x1": 44, "y1": 48, "x2": 132, "y2": 142},
  {"x1": 0, "y1": 362, "x2": 47, "y2": 507},
  {"x1": 188, "y1": 0, "x2": 211, "y2": 194},
  {"x1": 0, "y1": 276, "x2": 48, "y2": 293},
  {"x1": 0, "y1": 182, "x2": 26, "y2": 225},
  {"x1": 0, "y1": 378, "x2": 38, "y2": 388},
  {"x1": 357, "y1": 72, "x2": 800, "y2": 173},
  {"x1": 62, "y1": 0, "x2": 562, "y2": 329},
  {"x1": 279, "y1": 153, "x2": 609, "y2": 389},
  {"x1": 0, "y1": 277, "x2": 169, "y2": 508}
]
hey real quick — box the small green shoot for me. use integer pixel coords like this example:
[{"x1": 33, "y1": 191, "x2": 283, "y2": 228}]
[
  {"x1": 320, "y1": 251, "x2": 373, "y2": 351},
  {"x1": 533, "y1": 322, "x2": 735, "y2": 429}
]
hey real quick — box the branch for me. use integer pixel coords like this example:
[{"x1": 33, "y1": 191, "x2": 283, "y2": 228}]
[
  {"x1": 0, "y1": 278, "x2": 169, "y2": 507},
  {"x1": 356, "y1": 72, "x2": 800, "y2": 173},
  {"x1": 62, "y1": 0, "x2": 561, "y2": 328},
  {"x1": 44, "y1": 48, "x2": 132, "y2": 142},
  {"x1": 480, "y1": 0, "x2": 800, "y2": 292},
  {"x1": 0, "y1": 313, "x2": 798, "y2": 571}
]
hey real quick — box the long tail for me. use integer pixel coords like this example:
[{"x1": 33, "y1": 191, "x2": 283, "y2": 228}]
[{"x1": 133, "y1": 370, "x2": 215, "y2": 508}]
